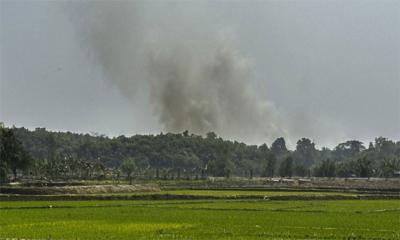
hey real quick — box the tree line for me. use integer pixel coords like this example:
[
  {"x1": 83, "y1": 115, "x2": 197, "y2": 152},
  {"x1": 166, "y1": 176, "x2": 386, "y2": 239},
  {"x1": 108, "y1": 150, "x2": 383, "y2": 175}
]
[{"x1": 1, "y1": 124, "x2": 399, "y2": 182}]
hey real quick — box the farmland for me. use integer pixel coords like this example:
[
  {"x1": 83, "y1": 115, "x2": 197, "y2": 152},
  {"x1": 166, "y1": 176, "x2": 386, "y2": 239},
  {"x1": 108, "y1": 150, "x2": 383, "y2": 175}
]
[{"x1": 1, "y1": 194, "x2": 399, "y2": 239}]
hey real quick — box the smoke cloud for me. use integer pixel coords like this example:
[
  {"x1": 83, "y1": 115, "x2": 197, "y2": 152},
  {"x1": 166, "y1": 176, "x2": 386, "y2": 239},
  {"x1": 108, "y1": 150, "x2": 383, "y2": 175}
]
[{"x1": 67, "y1": 1, "x2": 286, "y2": 143}]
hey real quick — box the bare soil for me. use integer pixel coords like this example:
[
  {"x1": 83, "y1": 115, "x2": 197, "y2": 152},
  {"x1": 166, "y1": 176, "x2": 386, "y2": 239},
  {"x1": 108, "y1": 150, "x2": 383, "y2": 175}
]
[{"x1": 0, "y1": 184, "x2": 160, "y2": 195}]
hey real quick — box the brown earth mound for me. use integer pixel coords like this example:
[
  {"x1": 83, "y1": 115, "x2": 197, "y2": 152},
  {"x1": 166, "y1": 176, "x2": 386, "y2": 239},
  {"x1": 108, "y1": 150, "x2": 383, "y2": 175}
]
[
  {"x1": 1, "y1": 193, "x2": 399, "y2": 202},
  {"x1": 0, "y1": 184, "x2": 160, "y2": 195}
]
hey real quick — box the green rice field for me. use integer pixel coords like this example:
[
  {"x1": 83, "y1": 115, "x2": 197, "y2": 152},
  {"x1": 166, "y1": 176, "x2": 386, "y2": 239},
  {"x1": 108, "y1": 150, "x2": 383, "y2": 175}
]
[{"x1": 1, "y1": 198, "x2": 399, "y2": 239}]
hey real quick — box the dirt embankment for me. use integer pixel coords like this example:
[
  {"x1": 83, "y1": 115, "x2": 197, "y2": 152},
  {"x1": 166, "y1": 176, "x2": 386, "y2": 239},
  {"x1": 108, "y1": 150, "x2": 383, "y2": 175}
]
[
  {"x1": 0, "y1": 184, "x2": 160, "y2": 195},
  {"x1": 1, "y1": 193, "x2": 399, "y2": 202},
  {"x1": 161, "y1": 178, "x2": 400, "y2": 193}
]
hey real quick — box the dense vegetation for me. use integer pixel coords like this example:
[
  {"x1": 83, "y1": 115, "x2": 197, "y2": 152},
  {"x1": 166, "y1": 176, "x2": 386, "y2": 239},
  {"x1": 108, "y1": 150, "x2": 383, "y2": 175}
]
[
  {"x1": 1, "y1": 199, "x2": 399, "y2": 239},
  {"x1": 1, "y1": 125, "x2": 399, "y2": 181}
]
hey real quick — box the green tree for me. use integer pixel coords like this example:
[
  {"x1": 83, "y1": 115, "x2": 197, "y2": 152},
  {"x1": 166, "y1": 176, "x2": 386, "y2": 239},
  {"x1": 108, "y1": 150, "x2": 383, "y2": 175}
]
[
  {"x1": 353, "y1": 157, "x2": 374, "y2": 178},
  {"x1": 271, "y1": 137, "x2": 288, "y2": 156},
  {"x1": 6, "y1": 124, "x2": 400, "y2": 180},
  {"x1": 0, "y1": 126, "x2": 32, "y2": 180},
  {"x1": 314, "y1": 159, "x2": 336, "y2": 177},
  {"x1": 293, "y1": 161, "x2": 307, "y2": 177},
  {"x1": 262, "y1": 153, "x2": 276, "y2": 177},
  {"x1": 279, "y1": 156, "x2": 293, "y2": 177},
  {"x1": 120, "y1": 158, "x2": 136, "y2": 184},
  {"x1": 209, "y1": 143, "x2": 233, "y2": 178},
  {"x1": 335, "y1": 161, "x2": 352, "y2": 178},
  {"x1": 294, "y1": 138, "x2": 317, "y2": 168},
  {"x1": 379, "y1": 158, "x2": 400, "y2": 178},
  {"x1": 333, "y1": 140, "x2": 365, "y2": 161},
  {"x1": 0, "y1": 123, "x2": 8, "y2": 182}
]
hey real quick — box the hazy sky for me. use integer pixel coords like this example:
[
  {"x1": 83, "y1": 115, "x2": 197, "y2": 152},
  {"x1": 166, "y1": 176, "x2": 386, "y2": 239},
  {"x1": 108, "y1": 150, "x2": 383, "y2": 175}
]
[{"x1": 1, "y1": 0, "x2": 399, "y2": 149}]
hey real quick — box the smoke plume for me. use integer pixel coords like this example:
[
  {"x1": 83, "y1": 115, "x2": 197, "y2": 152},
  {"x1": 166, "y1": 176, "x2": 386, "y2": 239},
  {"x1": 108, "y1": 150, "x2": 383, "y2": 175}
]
[{"x1": 68, "y1": 1, "x2": 286, "y2": 143}]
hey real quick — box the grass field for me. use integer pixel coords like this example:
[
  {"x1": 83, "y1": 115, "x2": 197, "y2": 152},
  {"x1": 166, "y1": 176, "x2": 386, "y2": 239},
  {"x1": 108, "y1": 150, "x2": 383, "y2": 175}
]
[{"x1": 1, "y1": 198, "x2": 399, "y2": 240}]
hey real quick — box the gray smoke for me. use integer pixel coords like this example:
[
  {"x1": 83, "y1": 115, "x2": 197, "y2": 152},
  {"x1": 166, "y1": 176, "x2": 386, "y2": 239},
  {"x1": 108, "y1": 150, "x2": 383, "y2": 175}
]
[{"x1": 67, "y1": 1, "x2": 286, "y2": 143}]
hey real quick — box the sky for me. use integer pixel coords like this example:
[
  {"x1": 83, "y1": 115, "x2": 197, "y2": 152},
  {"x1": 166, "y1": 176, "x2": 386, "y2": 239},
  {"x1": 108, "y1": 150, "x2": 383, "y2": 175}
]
[{"x1": 1, "y1": 0, "x2": 399, "y2": 149}]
